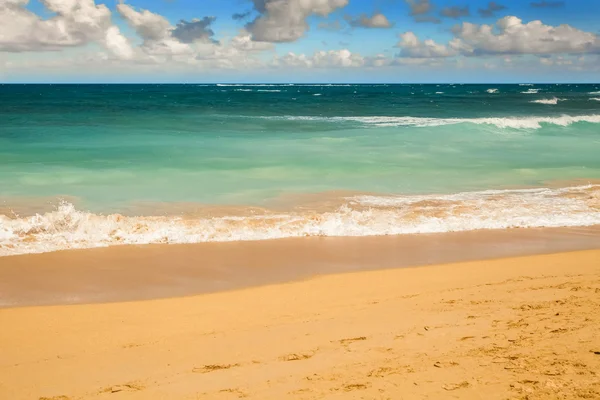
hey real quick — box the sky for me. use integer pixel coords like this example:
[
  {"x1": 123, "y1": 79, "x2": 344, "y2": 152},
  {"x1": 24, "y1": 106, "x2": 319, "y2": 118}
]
[{"x1": 0, "y1": 0, "x2": 599, "y2": 83}]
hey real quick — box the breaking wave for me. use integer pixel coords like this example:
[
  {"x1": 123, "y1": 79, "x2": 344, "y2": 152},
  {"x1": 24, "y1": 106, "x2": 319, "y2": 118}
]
[
  {"x1": 487, "y1": 88, "x2": 499, "y2": 93},
  {"x1": 1, "y1": 185, "x2": 599, "y2": 257},
  {"x1": 258, "y1": 114, "x2": 600, "y2": 129},
  {"x1": 521, "y1": 88, "x2": 541, "y2": 94},
  {"x1": 530, "y1": 97, "x2": 565, "y2": 105}
]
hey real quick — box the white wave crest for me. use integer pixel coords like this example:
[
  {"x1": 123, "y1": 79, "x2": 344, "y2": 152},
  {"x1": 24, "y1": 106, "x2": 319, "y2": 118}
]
[
  {"x1": 519, "y1": 84, "x2": 534, "y2": 86},
  {"x1": 1, "y1": 185, "x2": 598, "y2": 256},
  {"x1": 338, "y1": 114, "x2": 600, "y2": 129},
  {"x1": 589, "y1": 91, "x2": 600, "y2": 95},
  {"x1": 530, "y1": 97, "x2": 565, "y2": 105},
  {"x1": 234, "y1": 89, "x2": 253, "y2": 92},
  {"x1": 590, "y1": 98, "x2": 600, "y2": 102},
  {"x1": 257, "y1": 89, "x2": 282, "y2": 92},
  {"x1": 521, "y1": 88, "x2": 541, "y2": 94},
  {"x1": 487, "y1": 88, "x2": 499, "y2": 93},
  {"x1": 258, "y1": 114, "x2": 600, "y2": 129}
]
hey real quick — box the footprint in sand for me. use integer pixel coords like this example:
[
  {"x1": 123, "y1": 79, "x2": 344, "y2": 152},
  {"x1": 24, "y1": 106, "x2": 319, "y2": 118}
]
[
  {"x1": 100, "y1": 382, "x2": 145, "y2": 394},
  {"x1": 39, "y1": 397, "x2": 70, "y2": 400},
  {"x1": 193, "y1": 364, "x2": 240, "y2": 373},
  {"x1": 338, "y1": 336, "x2": 367, "y2": 345},
  {"x1": 341, "y1": 383, "x2": 370, "y2": 392},
  {"x1": 442, "y1": 381, "x2": 470, "y2": 391},
  {"x1": 280, "y1": 353, "x2": 313, "y2": 361}
]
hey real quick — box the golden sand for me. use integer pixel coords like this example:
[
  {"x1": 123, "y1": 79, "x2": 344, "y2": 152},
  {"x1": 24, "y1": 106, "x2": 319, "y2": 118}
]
[{"x1": 1, "y1": 249, "x2": 599, "y2": 399}]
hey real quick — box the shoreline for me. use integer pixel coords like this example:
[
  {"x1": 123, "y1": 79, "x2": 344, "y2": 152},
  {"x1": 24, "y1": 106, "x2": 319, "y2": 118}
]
[
  {"x1": 2, "y1": 225, "x2": 600, "y2": 307},
  {"x1": 1, "y1": 181, "x2": 599, "y2": 257},
  {"x1": 1, "y1": 249, "x2": 599, "y2": 399}
]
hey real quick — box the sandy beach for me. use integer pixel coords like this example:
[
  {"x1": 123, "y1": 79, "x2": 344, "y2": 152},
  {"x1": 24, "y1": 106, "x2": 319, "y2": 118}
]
[{"x1": 1, "y1": 248, "x2": 599, "y2": 399}]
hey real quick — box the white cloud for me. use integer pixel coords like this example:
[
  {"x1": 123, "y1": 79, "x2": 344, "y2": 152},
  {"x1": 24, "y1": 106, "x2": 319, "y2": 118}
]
[
  {"x1": 246, "y1": 0, "x2": 349, "y2": 42},
  {"x1": 273, "y1": 49, "x2": 364, "y2": 68},
  {"x1": 229, "y1": 31, "x2": 274, "y2": 52},
  {"x1": 116, "y1": 3, "x2": 192, "y2": 56},
  {"x1": 0, "y1": 0, "x2": 132, "y2": 58},
  {"x1": 104, "y1": 26, "x2": 134, "y2": 60},
  {"x1": 366, "y1": 54, "x2": 393, "y2": 67},
  {"x1": 348, "y1": 13, "x2": 393, "y2": 28},
  {"x1": 171, "y1": 17, "x2": 218, "y2": 44},
  {"x1": 396, "y1": 31, "x2": 457, "y2": 58},
  {"x1": 452, "y1": 16, "x2": 600, "y2": 56}
]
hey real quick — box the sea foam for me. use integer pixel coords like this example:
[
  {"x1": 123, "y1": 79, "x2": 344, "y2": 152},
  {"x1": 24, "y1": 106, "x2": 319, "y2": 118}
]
[
  {"x1": 530, "y1": 97, "x2": 565, "y2": 105},
  {"x1": 1, "y1": 185, "x2": 599, "y2": 257},
  {"x1": 264, "y1": 114, "x2": 600, "y2": 129}
]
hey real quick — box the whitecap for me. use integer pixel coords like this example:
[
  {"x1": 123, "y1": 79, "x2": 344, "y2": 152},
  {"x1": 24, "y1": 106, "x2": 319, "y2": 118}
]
[
  {"x1": 530, "y1": 97, "x2": 565, "y2": 105},
  {"x1": 521, "y1": 88, "x2": 541, "y2": 94},
  {"x1": 2, "y1": 185, "x2": 599, "y2": 256},
  {"x1": 259, "y1": 114, "x2": 600, "y2": 130}
]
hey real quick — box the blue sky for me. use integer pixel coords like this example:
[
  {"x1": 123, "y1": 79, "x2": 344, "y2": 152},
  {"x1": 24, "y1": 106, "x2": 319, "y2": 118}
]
[{"x1": 1, "y1": 0, "x2": 599, "y2": 82}]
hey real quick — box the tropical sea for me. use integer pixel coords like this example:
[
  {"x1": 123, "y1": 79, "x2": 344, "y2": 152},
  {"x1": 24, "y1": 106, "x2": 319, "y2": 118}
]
[{"x1": 1, "y1": 83, "x2": 600, "y2": 256}]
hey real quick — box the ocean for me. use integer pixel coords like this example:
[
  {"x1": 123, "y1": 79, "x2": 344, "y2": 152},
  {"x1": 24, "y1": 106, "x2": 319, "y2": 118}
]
[{"x1": 1, "y1": 83, "x2": 600, "y2": 256}]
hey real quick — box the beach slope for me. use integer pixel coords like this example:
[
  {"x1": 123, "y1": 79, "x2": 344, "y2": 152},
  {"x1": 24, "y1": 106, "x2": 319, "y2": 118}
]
[{"x1": 1, "y1": 250, "x2": 599, "y2": 399}]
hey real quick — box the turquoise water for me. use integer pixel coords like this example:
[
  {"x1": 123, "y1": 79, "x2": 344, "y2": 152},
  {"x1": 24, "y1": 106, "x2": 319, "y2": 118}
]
[{"x1": 1, "y1": 84, "x2": 600, "y2": 255}]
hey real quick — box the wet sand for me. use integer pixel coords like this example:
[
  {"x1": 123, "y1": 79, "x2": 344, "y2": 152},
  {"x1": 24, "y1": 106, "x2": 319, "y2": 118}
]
[
  {"x1": 0, "y1": 249, "x2": 599, "y2": 399},
  {"x1": 1, "y1": 226, "x2": 600, "y2": 307}
]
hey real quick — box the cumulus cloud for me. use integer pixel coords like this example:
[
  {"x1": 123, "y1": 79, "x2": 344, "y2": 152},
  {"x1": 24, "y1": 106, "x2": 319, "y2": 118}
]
[
  {"x1": 478, "y1": 2, "x2": 506, "y2": 17},
  {"x1": 347, "y1": 13, "x2": 393, "y2": 28},
  {"x1": 117, "y1": 3, "x2": 196, "y2": 55},
  {"x1": 229, "y1": 30, "x2": 274, "y2": 52},
  {"x1": 273, "y1": 49, "x2": 364, "y2": 68},
  {"x1": 113, "y1": 4, "x2": 275, "y2": 68},
  {"x1": 396, "y1": 31, "x2": 457, "y2": 58},
  {"x1": 441, "y1": 6, "x2": 470, "y2": 19},
  {"x1": 451, "y1": 16, "x2": 600, "y2": 56},
  {"x1": 246, "y1": 0, "x2": 349, "y2": 43},
  {"x1": 171, "y1": 17, "x2": 218, "y2": 44},
  {"x1": 0, "y1": 0, "x2": 132, "y2": 58},
  {"x1": 117, "y1": 3, "x2": 217, "y2": 55},
  {"x1": 104, "y1": 26, "x2": 134, "y2": 60}
]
